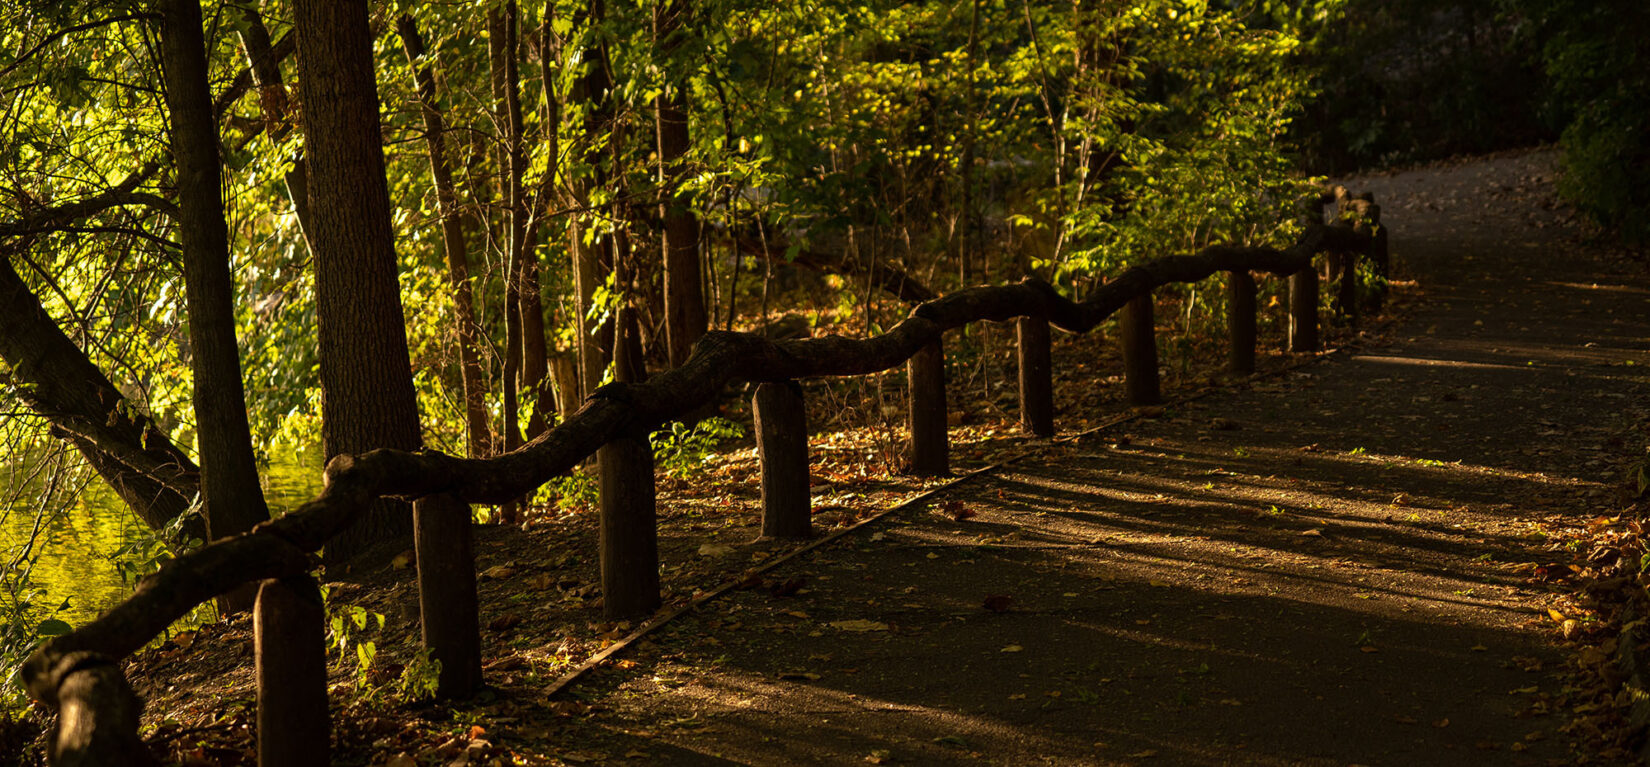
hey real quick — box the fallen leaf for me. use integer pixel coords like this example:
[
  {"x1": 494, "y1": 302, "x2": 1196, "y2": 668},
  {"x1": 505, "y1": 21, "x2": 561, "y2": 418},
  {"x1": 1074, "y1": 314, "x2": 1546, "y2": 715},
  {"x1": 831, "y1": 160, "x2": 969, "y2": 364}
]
[
  {"x1": 1434, "y1": 718, "x2": 1450, "y2": 728},
  {"x1": 829, "y1": 619, "x2": 889, "y2": 632},
  {"x1": 1001, "y1": 644, "x2": 1023, "y2": 653},
  {"x1": 481, "y1": 565, "x2": 516, "y2": 580},
  {"x1": 698, "y1": 543, "x2": 734, "y2": 557},
  {"x1": 982, "y1": 595, "x2": 1014, "y2": 613}
]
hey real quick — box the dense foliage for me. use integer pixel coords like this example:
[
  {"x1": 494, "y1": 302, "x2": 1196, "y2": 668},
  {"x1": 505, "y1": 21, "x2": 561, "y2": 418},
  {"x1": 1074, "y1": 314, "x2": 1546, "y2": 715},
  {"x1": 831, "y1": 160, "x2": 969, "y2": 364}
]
[{"x1": 0, "y1": 0, "x2": 1345, "y2": 704}]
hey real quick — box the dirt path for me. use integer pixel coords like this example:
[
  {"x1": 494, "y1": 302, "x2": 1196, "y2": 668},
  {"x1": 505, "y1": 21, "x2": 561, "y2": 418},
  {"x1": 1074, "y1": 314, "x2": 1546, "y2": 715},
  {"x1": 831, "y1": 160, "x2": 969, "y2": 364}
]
[{"x1": 534, "y1": 150, "x2": 1650, "y2": 766}]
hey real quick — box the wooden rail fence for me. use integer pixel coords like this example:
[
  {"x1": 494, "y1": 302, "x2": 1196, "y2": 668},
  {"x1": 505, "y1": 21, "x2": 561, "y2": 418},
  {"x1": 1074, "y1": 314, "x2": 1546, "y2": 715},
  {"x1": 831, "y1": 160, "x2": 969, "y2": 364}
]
[{"x1": 21, "y1": 187, "x2": 1384, "y2": 766}]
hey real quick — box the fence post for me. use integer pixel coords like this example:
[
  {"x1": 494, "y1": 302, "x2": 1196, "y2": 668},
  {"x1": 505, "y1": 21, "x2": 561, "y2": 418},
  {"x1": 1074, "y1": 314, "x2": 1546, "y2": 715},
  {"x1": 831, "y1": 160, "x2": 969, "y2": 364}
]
[
  {"x1": 1016, "y1": 315, "x2": 1054, "y2": 437},
  {"x1": 255, "y1": 575, "x2": 328, "y2": 767},
  {"x1": 1119, "y1": 293, "x2": 1161, "y2": 405},
  {"x1": 414, "y1": 493, "x2": 480, "y2": 698},
  {"x1": 1336, "y1": 248, "x2": 1359, "y2": 323},
  {"x1": 906, "y1": 338, "x2": 948, "y2": 475},
  {"x1": 1288, "y1": 268, "x2": 1319, "y2": 353},
  {"x1": 1363, "y1": 201, "x2": 1386, "y2": 313},
  {"x1": 599, "y1": 433, "x2": 660, "y2": 619},
  {"x1": 1226, "y1": 271, "x2": 1257, "y2": 375},
  {"x1": 754, "y1": 381, "x2": 811, "y2": 539}
]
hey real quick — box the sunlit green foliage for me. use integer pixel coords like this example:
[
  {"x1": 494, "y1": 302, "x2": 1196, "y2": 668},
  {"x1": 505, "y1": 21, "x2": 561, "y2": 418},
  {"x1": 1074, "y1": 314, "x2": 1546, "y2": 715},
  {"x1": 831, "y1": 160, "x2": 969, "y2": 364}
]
[{"x1": 0, "y1": 0, "x2": 1343, "y2": 680}]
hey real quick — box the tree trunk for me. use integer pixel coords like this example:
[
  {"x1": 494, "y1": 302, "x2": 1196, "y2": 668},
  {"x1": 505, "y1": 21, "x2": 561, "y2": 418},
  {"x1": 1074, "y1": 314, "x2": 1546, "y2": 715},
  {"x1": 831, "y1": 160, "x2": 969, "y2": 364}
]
[
  {"x1": 157, "y1": 0, "x2": 272, "y2": 579},
  {"x1": 292, "y1": 0, "x2": 424, "y2": 564},
  {"x1": 570, "y1": 0, "x2": 616, "y2": 400},
  {"x1": 235, "y1": 3, "x2": 312, "y2": 244},
  {"x1": 396, "y1": 15, "x2": 493, "y2": 460},
  {"x1": 654, "y1": 0, "x2": 707, "y2": 369},
  {"x1": 0, "y1": 255, "x2": 200, "y2": 538}
]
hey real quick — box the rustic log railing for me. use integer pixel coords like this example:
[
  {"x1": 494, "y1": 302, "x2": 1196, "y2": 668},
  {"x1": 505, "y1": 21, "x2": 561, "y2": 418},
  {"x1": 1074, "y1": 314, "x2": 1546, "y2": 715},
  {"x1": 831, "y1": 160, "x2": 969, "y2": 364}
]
[{"x1": 22, "y1": 188, "x2": 1381, "y2": 766}]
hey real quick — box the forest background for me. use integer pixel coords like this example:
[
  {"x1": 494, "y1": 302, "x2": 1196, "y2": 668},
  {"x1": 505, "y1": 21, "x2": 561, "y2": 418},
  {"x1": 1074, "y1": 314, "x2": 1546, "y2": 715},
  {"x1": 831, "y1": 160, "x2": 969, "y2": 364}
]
[{"x1": 0, "y1": 0, "x2": 1645, "y2": 712}]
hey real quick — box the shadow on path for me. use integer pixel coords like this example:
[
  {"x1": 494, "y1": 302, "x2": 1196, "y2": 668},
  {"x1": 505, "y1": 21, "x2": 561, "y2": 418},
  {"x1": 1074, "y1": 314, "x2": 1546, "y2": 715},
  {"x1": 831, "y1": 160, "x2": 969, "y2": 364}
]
[{"x1": 550, "y1": 150, "x2": 1650, "y2": 765}]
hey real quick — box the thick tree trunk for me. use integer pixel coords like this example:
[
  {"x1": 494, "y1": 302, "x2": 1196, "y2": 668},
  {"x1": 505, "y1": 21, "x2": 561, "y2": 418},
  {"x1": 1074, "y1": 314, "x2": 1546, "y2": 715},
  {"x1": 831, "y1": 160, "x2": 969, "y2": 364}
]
[
  {"x1": 397, "y1": 16, "x2": 493, "y2": 460},
  {"x1": 654, "y1": 0, "x2": 707, "y2": 369},
  {"x1": 293, "y1": 0, "x2": 424, "y2": 564},
  {"x1": 157, "y1": 0, "x2": 273, "y2": 568},
  {"x1": 0, "y1": 256, "x2": 200, "y2": 537}
]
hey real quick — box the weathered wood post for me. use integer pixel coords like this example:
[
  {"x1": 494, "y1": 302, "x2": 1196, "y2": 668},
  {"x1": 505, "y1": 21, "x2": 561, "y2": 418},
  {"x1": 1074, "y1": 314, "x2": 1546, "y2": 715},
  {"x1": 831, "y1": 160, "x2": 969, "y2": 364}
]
[
  {"x1": 1360, "y1": 199, "x2": 1386, "y2": 313},
  {"x1": 1016, "y1": 315, "x2": 1055, "y2": 437},
  {"x1": 255, "y1": 575, "x2": 328, "y2": 767},
  {"x1": 1336, "y1": 248, "x2": 1359, "y2": 322},
  {"x1": 1288, "y1": 267, "x2": 1319, "y2": 353},
  {"x1": 41, "y1": 658, "x2": 148, "y2": 766},
  {"x1": 413, "y1": 493, "x2": 480, "y2": 697},
  {"x1": 907, "y1": 338, "x2": 948, "y2": 475},
  {"x1": 1119, "y1": 293, "x2": 1161, "y2": 405},
  {"x1": 599, "y1": 431, "x2": 660, "y2": 618},
  {"x1": 1226, "y1": 271, "x2": 1257, "y2": 375},
  {"x1": 753, "y1": 381, "x2": 811, "y2": 539}
]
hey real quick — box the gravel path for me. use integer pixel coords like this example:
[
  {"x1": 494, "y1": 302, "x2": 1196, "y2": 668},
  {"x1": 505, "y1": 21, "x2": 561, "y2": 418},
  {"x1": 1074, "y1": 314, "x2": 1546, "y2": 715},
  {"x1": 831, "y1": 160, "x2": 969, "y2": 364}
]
[{"x1": 547, "y1": 149, "x2": 1650, "y2": 766}]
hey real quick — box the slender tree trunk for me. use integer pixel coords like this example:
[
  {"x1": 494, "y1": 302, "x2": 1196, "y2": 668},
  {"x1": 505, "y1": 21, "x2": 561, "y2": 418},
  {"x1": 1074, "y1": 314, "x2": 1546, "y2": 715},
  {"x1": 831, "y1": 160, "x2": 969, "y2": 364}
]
[
  {"x1": 292, "y1": 0, "x2": 424, "y2": 565},
  {"x1": 157, "y1": 0, "x2": 272, "y2": 571},
  {"x1": 397, "y1": 15, "x2": 493, "y2": 460},
  {"x1": 654, "y1": 0, "x2": 706, "y2": 369},
  {"x1": 570, "y1": 0, "x2": 616, "y2": 399},
  {"x1": 488, "y1": 8, "x2": 525, "y2": 469},
  {"x1": 235, "y1": 4, "x2": 311, "y2": 245},
  {"x1": 956, "y1": 0, "x2": 981, "y2": 285}
]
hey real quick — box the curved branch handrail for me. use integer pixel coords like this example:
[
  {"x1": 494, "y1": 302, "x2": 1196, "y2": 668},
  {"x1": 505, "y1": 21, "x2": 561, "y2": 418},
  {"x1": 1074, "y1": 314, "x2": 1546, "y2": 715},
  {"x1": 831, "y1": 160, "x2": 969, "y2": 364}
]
[{"x1": 22, "y1": 217, "x2": 1372, "y2": 762}]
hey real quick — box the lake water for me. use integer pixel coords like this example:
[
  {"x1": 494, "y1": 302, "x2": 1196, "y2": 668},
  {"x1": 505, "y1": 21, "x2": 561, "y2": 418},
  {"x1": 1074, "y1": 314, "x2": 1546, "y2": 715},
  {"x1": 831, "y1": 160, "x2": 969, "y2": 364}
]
[{"x1": 1, "y1": 446, "x2": 325, "y2": 631}]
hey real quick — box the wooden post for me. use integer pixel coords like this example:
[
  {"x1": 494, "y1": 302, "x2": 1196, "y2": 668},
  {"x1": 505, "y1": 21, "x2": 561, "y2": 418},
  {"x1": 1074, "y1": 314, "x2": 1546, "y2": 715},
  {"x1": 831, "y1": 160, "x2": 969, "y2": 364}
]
[
  {"x1": 1016, "y1": 315, "x2": 1054, "y2": 437},
  {"x1": 414, "y1": 493, "x2": 480, "y2": 698},
  {"x1": 1365, "y1": 202, "x2": 1387, "y2": 313},
  {"x1": 1336, "y1": 248, "x2": 1359, "y2": 323},
  {"x1": 46, "y1": 658, "x2": 148, "y2": 767},
  {"x1": 906, "y1": 339, "x2": 948, "y2": 475},
  {"x1": 1119, "y1": 293, "x2": 1160, "y2": 405},
  {"x1": 599, "y1": 433, "x2": 660, "y2": 618},
  {"x1": 1226, "y1": 271, "x2": 1256, "y2": 375},
  {"x1": 255, "y1": 575, "x2": 328, "y2": 767},
  {"x1": 753, "y1": 381, "x2": 811, "y2": 539},
  {"x1": 1288, "y1": 267, "x2": 1319, "y2": 353}
]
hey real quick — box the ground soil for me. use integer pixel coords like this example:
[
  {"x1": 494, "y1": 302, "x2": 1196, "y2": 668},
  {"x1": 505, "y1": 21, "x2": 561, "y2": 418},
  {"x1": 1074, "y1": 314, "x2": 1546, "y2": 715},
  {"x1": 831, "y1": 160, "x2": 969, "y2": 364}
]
[
  {"x1": 12, "y1": 148, "x2": 1648, "y2": 766},
  {"x1": 529, "y1": 148, "x2": 1650, "y2": 766}
]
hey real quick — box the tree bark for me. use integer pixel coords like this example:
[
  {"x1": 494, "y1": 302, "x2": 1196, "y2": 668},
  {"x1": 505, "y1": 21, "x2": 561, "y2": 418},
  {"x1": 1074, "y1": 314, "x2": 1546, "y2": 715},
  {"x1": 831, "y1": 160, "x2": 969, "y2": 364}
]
[
  {"x1": 655, "y1": 0, "x2": 707, "y2": 369},
  {"x1": 0, "y1": 255, "x2": 200, "y2": 537},
  {"x1": 292, "y1": 0, "x2": 424, "y2": 564},
  {"x1": 235, "y1": 4, "x2": 312, "y2": 244},
  {"x1": 397, "y1": 16, "x2": 493, "y2": 460},
  {"x1": 158, "y1": 0, "x2": 273, "y2": 564}
]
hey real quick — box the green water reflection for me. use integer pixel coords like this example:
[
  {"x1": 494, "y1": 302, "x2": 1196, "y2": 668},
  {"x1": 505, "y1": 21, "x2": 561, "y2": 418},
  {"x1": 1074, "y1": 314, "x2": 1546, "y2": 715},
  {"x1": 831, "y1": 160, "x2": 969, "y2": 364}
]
[{"x1": 2, "y1": 447, "x2": 325, "y2": 630}]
